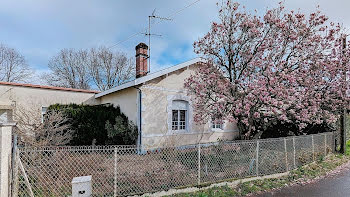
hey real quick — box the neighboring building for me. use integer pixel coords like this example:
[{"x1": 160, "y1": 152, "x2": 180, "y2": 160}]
[
  {"x1": 94, "y1": 43, "x2": 239, "y2": 149},
  {"x1": 0, "y1": 82, "x2": 98, "y2": 124}
]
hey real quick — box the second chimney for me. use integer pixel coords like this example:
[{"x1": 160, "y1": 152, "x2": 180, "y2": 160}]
[{"x1": 135, "y1": 43, "x2": 148, "y2": 78}]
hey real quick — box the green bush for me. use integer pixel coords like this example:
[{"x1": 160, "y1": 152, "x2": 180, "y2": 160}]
[
  {"x1": 48, "y1": 104, "x2": 137, "y2": 145},
  {"x1": 237, "y1": 119, "x2": 336, "y2": 139}
]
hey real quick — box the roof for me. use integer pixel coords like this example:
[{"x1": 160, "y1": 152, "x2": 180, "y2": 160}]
[
  {"x1": 95, "y1": 57, "x2": 205, "y2": 98},
  {"x1": 0, "y1": 81, "x2": 100, "y2": 94}
]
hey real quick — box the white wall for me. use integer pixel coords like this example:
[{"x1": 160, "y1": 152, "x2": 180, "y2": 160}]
[
  {"x1": 99, "y1": 87, "x2": 138, "y2": 124},
  {"x1": 0, "y1": 84, "x2": 96, "y2": 123}
]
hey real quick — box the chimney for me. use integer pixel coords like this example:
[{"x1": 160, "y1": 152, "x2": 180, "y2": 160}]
[{"x1": 135, "y1": 43, "x2": 148, "y2": 78}]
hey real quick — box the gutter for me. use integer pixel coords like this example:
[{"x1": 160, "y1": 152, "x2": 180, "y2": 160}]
[{"x1": 133, "y1": 87, "x2": 142, "y2": 152}]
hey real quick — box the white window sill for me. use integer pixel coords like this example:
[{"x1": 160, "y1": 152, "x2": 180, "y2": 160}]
[
  {"x1": 169, "y1": 129, "x2": 188, "y2": 134},
  {"x1": 211, "y1": 128, "x2": 224, "y2": 132}
]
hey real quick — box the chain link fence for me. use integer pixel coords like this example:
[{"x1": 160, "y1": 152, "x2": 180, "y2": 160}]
[{"x1": 12, "y1": 132, "x2": 334, "y2": 197}]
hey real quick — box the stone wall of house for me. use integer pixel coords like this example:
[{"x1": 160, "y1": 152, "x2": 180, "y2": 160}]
[{"x1": 140, "y1": 64, "x2": 239, "y2": 149}]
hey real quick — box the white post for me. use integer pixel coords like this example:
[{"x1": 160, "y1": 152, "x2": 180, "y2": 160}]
[
  {"x1": 284, "y1": 138, "x2": 288, "y2": 171},
  {"x1": 0, "y1": 122, "x2": 15, "y2": 197},
  {"x1": 293, "y1": 137, "x2": 296, "y2": 169},
  {"x1": 312, "y1": 135, "x2": 315, "y2": 161},
  {"x1": 197, "y1": 144, "x2": 201, "y2": 185},
  {"x1": 114, "y1": 147, "x2": 118, "y2": 197},
  {"x1": 256, "y1": 141, "x2": 259, "y2": 176}
]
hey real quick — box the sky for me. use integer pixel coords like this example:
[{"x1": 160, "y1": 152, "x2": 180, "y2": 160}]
[{"x1": 1, "y1": 0, "x2": 350, "y2": 82}]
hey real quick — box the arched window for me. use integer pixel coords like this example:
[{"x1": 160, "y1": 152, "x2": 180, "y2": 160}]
[{"x1": 171, "y1": 100, "x2": 188, "y2": 131}]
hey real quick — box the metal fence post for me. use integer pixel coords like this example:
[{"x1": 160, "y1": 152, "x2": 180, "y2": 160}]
[
  {"x1": 284, "y1": 138, "x2": 288, "y2": 171},
  {"x1": 256, "y1": 140, "x2": 259, "y2": 176},
  {"x1": 114, "y1": 147, "x2": 118, "y2": 197},
  {"x1": 333, "y1": 132, "x2": 336, "y2": 152},
  {"x1": 333, "y1": 131, "x2": 336, "y2": 152},
  {"x1": 10, "y1": 134, "x2": 17, "y2": 197},
  {"x1": 312, "y1": 135, "x2": 315, "y2": 161},
  {"x1": 197, "y1": 144, "x2": 201, "y2": 186},
  {"x1": 18, "y1": 157, "x2": 34, "y2": 197},
  {"x1": 12, "y1": 151, "x2": 19, "y2": 197},
  {"x1": 293, "y1": 137, "x2": 296, "y2": 169},
  {"x1": 324, "y1": 134, "x2": 327, "y2": 156}
]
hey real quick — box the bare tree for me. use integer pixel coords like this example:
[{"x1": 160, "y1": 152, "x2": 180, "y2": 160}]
[
  {"x1": 46, "y1": 49, "x2": 91, "y2": 89},
  {"x1": 89, "y1": 47, "x2": 134, "y2": 91},
  {"x1": 15, "y1": 106, "x2": 73, "y2": 146},
  {"x1": 46, "y1": 47, "x2": 134, "y2": 91},
  {"x1": 0, "y1": 44, "x2": 33, "y2": 83}
]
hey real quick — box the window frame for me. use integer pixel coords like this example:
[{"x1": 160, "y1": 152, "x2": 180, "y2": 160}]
[
  {"x1": 41, "y1": 106, "x2": 48, "y2": 123},
  {"x1": 172, "y1": 109, "x2": 187, "y2": 131},
  {"x1": 167, "y1": 95, "x2": 193, "y2": 134},
  {"x1": 211, "y1": 118, "x2": 224, "y2": 131}
]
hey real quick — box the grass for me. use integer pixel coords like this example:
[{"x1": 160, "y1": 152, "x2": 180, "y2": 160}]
[
  {"x1": 346, "y1": 139, "x2": 350, "y2": 156},
  {"x1": 170, "y1": 142, "x2": 350, "y2": 197}
]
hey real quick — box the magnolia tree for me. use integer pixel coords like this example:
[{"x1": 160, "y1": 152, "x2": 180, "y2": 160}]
[{"x1": 185, "y1": 1, "x2": 350, "y2": 139}]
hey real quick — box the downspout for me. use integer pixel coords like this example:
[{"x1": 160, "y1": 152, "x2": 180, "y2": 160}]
[{"x1": 134, "y1": 87, "x2": 142, "y2": 152}]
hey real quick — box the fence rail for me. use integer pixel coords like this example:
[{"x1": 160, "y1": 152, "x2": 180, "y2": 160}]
[{"x1": 13, "y1": 132, "x2": 334, "y2": 196}]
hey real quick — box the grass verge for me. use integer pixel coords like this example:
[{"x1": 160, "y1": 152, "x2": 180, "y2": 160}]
[{"x1": 169, "y1": 141, "x2": 350, "y2": 197}]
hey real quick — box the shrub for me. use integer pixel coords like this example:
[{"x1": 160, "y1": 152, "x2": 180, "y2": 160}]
[
  {"x1": 237, "y1": 119, "x2": 336, "y2": 139},
  {"x1": 48, "y1": 104, "x2": 137, "y2": 145},
  {"x1": 105, "y1": 116, "x2": 138, "y2": 145},
  {"x1": 15, "y1": 105, "x2": 73, "y2": 146}
]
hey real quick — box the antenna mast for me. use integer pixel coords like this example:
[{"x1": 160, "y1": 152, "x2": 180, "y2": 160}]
[{"x1": 144, "y1": 9, "x2": 171, "y2": 73}]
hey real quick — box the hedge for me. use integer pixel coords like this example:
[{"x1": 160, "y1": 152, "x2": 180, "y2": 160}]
[{"x1": 48, "y1": 104, "x2": 137, "y2": 145}]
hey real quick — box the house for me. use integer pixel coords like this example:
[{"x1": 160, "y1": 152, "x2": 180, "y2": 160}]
[
  {"x1": 0, "y1": 81, "x2": 98, "y2": 124},
  {"x1": 93, "y1": 43, "x2": 239, "y2": 149},
  {"x1": 0, "y1": 43, "x2": 239, "y2": 149}
]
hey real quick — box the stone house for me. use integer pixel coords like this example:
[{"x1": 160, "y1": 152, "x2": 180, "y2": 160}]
[
  {"x1": 0, "y1": 43, "x2": 239, "y2": 150},
  {"x1": 94, "y1": 43, "x2": 239, "y2": 149}
]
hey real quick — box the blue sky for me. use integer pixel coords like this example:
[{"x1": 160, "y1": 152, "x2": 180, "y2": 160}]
[{"x1": 1, "y1": 0, "x2": 349, "y2": 83}]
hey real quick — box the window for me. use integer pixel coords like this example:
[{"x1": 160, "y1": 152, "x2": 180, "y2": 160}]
[
  {"x1": 172, "y1": 110, "x2": 186, "y2": 130},
  {"x1": 211, "y1": 118, "x2": 223, "y2": 130},
  {"x1": 41, "y1": 107, "x2": 48, "y2": 123},
  {"x1": 171, "y1": 100, "x2": 188, "y2": 131}
]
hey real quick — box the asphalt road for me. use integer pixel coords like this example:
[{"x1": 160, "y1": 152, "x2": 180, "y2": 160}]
[{"x1": 254, "y1": 166, "x2": 350, "y2": 197}]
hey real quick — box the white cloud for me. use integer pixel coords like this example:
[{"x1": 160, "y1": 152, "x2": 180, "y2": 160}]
[{"x1": 0, "y1": 0, "x2": 349, "y2": 78}]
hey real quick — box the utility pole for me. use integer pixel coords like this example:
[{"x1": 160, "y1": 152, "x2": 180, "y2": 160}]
[
  {"x1": 143, "y1": 9, "x2": 171, "y2": 73},
  {"x1": 340, "y1": 35, "x2": 347, "y2": 154}
]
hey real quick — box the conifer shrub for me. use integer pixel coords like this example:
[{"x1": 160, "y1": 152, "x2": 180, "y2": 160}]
[{"x1": 48, "y1": 104, "x2": 137, "y2": 145}]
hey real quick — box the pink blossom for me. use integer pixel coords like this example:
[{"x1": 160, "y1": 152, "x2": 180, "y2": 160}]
[{"x1": 185, "y1": 1, "x2": 350, "y2": 138}]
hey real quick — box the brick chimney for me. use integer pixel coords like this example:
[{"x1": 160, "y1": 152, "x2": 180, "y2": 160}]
[{"x1": 135, "y1": 43, "x2": 148, "y2": 78}]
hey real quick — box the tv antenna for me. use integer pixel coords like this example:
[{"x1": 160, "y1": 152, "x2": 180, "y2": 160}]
[{"x1": 143, "y1": 9, "x2": 172, "y2": 73}]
